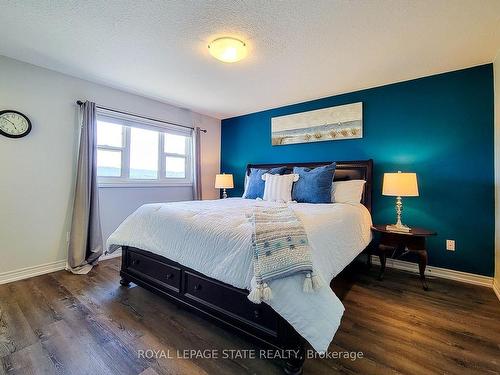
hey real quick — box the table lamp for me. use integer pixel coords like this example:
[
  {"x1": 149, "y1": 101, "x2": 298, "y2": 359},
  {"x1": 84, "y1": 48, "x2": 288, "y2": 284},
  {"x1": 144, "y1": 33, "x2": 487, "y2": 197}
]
[
  {"x1": 215, "y1": 173, "x2": 234, "y2": 199},
  {"x1": 382, "y1": 171, "x2": 419, "y2": 232}
]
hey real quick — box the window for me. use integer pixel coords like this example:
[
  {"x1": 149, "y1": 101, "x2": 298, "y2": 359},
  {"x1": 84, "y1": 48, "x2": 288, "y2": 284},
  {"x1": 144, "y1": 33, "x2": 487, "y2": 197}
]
[
  {"x1": 96, "y1": 112, "x2": 192, "y2": 186},
  {"x1": 130, "y1": 127, "x2": 158, "y2": 179}
]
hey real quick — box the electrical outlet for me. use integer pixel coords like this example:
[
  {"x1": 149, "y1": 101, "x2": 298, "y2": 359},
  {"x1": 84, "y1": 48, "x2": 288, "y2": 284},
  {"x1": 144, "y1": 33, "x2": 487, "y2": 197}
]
[{"x1": 446, "y1": 239, "x2": 455, "y2": 251}]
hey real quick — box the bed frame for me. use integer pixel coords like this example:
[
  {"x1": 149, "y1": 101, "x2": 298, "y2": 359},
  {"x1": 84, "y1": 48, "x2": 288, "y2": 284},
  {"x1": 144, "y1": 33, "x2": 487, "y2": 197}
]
[{"x1": 119, "y1": 160, "x2": 373, "y2": 374}]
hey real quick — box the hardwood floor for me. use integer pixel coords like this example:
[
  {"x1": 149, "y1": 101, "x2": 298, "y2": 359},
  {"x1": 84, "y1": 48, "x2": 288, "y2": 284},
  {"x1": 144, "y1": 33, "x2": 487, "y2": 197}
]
[{"x1": 1, "y1": 258, "x2": 499, "y2": 375}]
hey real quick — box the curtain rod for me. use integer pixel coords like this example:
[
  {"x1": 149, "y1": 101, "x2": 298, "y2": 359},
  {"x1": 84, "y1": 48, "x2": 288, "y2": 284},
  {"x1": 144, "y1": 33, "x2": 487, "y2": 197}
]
[{"x1": 76, "y1": 100, "x2": 207, "y2": 133}]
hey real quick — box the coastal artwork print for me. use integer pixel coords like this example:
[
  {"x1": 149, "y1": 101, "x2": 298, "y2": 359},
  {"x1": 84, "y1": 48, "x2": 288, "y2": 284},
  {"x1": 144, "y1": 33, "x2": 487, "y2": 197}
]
[{"x1": 271, "y1": 102, "x2": 363, "y2": 146}]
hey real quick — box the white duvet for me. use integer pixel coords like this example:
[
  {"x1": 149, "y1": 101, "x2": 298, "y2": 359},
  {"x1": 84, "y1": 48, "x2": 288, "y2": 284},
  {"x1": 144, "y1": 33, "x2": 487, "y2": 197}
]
[{"x1": 107, "y1": 198, "x2": 372, "y2": 352}]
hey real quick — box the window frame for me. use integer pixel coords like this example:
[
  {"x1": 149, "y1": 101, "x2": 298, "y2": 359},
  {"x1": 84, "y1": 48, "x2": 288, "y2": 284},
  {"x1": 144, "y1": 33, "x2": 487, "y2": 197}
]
[{"x1": 96, "y1": 110, "x2": 193, "y2": 188}]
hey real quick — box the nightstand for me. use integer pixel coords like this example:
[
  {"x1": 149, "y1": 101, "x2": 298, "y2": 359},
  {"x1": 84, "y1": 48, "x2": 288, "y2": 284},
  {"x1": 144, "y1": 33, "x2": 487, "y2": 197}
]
[{"x1": 371, "y1": 224, "x2": 437, "y2": 290}]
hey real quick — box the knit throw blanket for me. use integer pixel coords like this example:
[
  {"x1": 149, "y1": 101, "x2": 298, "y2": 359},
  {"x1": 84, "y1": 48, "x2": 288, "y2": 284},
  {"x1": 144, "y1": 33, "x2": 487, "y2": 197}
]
[{"x1": 247, "y1": 205, "x2": 324, "y2": 304}]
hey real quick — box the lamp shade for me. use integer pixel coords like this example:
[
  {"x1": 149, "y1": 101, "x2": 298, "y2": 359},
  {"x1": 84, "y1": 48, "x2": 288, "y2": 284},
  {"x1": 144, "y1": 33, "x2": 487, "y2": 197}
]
[
  {"x1": 382, "y1": 172, "x2": 419, "y2": 197},
  {"x1": 215, "y1": 173, "x2": 234, "y2": 189}
]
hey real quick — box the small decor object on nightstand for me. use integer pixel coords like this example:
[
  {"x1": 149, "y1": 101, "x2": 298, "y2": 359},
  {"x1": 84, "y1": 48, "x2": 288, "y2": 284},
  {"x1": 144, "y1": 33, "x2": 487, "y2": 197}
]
[
  {"x1": 215, "y1": 173, "x2": 234, "y2": 199},
  {"x1": 382, "y1": 171, "x2": 419, "y2": 232}
]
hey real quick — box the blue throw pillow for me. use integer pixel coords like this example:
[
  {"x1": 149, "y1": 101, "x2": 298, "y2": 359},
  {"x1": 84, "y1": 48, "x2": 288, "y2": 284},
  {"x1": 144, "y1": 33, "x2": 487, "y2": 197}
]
[
  {"x1": 244, "y1": 167, "x2": 287, "y2": 199},
  {"x1": 292, "y1": 163, "x2": 336, "y2": 203}
]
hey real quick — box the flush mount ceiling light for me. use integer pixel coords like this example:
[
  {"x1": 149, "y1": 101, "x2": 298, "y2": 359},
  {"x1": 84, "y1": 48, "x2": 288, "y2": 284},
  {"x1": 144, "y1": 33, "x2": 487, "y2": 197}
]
[{"x1": 208, "y1": 37, "x2": 247, "y2": 63}]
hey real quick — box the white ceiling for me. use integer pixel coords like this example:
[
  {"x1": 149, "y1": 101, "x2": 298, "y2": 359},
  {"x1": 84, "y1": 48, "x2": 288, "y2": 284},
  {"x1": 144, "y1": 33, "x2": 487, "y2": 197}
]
[{"x1": 0, "y1": 1, "x2": 499, "y2": 119}]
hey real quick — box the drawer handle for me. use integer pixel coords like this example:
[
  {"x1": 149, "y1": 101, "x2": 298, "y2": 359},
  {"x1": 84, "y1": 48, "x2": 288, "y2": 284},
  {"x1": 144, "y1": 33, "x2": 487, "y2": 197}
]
[
  {"x1": 131, "y1": 259, "x2": 140, "y2": 265},
  {"x1": 194, "y1": 284, "x2": 202, "y2": 291},
  {"x1": 254, "y1": 310, "x2": 260, "y2": 319},
  {"x1": 166, "y1": 273, "x2": 174, "y2": 280}
]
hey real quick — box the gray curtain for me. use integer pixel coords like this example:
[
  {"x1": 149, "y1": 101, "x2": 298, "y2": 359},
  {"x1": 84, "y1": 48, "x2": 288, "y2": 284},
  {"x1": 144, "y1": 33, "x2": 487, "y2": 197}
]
[
  {"x1": 192, "y1": 126, "x2": 202, "y2": 200},
  {"x1": 67, "y1": 101, "x2": 103, "y2": 274}
]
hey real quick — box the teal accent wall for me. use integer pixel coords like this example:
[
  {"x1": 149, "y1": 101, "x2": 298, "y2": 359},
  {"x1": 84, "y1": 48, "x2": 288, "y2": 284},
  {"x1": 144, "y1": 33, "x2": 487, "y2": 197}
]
[{"x1": 221, "y1": 64, "x2": 494, "y2": 277}]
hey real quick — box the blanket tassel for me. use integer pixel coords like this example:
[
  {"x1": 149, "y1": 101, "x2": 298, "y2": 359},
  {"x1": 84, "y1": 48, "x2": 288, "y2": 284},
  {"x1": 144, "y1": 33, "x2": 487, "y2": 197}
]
[
  {"x1": 248, "y1": 283, "x2": 273, "y2": 303},
  {"x1": 248, "y1": 285, "x2": 263, "y2": 304},
  {"x1": 303, "y1": 272, "x2": 325, "y2": 293},
  {"x1": 303, "y1": 273, "x2": 314, "y2": 293},
  {"x1": 311, "y1": 272, "x2": 325, "y2": 290},
  {"x1": 262, "y1": 283, "x2": 272, "y2": 301}
]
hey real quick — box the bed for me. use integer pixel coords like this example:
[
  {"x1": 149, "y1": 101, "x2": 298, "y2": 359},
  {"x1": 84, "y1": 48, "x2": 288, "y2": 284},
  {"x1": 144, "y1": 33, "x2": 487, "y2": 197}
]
[{"x1": 107, "y1": 160, "x2": 373, "y2": 374}]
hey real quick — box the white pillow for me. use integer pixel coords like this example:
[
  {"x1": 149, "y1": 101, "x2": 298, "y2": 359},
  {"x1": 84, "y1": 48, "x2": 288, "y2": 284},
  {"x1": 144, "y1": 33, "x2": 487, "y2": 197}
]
[
  {"x1": 262, "y1": 173, "x2": 299, "y2": 202},
  {"x1": 331, "y1": 180, "x2": 366, "y2": 204},
  {"x1": 242, "y1": 173, "x2": 249, "y2": 197}
]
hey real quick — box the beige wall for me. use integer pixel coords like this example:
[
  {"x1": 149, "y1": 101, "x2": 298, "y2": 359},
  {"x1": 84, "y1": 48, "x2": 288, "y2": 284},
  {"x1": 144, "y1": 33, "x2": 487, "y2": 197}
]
[
  {"x1": 0, "y1": 55, "x2": 220, "y2": 276},
  {"x1": 494, "y1": 49, "x2": 500, "y2": 292}
]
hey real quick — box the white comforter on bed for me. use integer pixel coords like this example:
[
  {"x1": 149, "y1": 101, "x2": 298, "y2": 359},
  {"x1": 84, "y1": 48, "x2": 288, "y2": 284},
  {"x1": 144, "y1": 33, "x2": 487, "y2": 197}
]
[{"x1": 107, "y1": 198, "x2": 372, "y2": 352}]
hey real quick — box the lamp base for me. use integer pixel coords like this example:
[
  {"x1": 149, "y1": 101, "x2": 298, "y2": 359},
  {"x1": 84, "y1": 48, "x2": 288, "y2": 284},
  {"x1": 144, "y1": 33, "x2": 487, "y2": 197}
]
[
  {"x1": 387, "y1": 196, "x2": 411, "y2": 232},
  {"x1": 386, "y1": 224, "x2": 411, "y2": 233}
]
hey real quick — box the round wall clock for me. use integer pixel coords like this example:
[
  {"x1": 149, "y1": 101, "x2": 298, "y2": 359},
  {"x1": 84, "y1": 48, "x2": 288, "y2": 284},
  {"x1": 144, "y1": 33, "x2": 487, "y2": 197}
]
[{"x1": 0, "y1": 110, "x2": 32, "y2": 138}]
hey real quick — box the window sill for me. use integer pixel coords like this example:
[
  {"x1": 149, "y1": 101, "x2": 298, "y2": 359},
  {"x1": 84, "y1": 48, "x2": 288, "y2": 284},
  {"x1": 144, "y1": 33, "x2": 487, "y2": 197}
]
[{"x1": 98, "y1": 182, "x2": 193, "y2": 188}]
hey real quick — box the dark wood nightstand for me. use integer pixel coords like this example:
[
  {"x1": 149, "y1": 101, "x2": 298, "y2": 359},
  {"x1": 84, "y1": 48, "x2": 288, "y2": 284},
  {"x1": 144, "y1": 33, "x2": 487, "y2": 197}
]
[{"x1": 371, "y1": 224, "x2": 437, "y2": 290}]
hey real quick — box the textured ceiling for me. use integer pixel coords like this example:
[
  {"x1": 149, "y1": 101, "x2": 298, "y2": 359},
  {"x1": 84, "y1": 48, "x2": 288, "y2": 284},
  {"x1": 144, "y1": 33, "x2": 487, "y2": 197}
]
[{"x1": 0, "y1": 0, "x2": 499, "y2": 119}]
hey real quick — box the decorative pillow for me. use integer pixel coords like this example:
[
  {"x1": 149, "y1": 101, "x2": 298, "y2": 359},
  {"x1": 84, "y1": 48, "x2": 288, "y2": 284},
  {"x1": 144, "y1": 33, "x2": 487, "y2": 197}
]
[
  {"x1": 291, "y1": 163, "x2": 336, "y2": 203},
  {"x1": 331, "y1": 180, "x2": 366, "y2": 204},
  {"x1": 243, "y1": 167, "x2": 287, "y2": 199},
  {"x1": 262, "y1": 173, "x2": 299, "y2": 202},
  {"x1": 242, "y1": 174, "x2": 249, "y2": 197}
]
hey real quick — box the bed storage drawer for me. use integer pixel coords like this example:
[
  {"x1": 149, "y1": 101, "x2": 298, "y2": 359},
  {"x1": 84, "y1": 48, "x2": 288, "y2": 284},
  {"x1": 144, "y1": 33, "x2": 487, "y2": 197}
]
[
  {"x1": 183, "y1": 271, "x2": 278, "y2": 333},
  {"x1": 126, "y1": 250, "x2": 181, "y2": 292}
]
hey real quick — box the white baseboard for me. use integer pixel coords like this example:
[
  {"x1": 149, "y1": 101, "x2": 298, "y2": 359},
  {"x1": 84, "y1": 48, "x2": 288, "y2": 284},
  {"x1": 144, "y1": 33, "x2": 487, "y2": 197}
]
[
  {"x1": 493, "y1": 279, "x2": 500, "y2": 302},
  {"x1": 0, "y1": 260, "x2": 67, "y2": 285},
  {"x1": 0, "y1": 251, "x2": 122, "y2": 286},
  {"x1": 371, "y1": 255, "x2": 493, "y2": 288}
]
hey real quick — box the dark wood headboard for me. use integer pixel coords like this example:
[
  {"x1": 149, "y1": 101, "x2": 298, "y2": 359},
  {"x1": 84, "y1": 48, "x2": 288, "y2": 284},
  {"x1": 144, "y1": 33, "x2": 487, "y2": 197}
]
[{"x1": 246, "y1": 160, "x2": 373, "y2": 212}]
